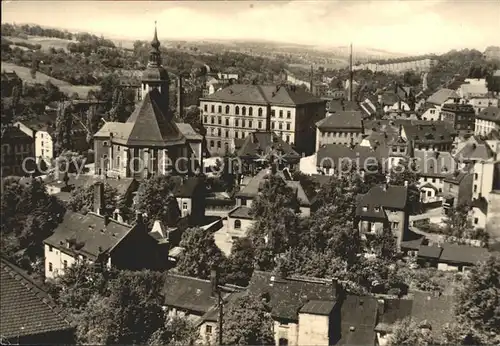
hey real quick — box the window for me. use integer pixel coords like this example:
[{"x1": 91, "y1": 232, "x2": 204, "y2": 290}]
[
  {"x1": 242, "y1": 120, "x2": 245, "y2": 128},
  {"x1": 63, "y1": 260, "x2": 68, "y2": 269},
  {"x1": 362, "y1": 206, "x2": 368, "y2": 212},
  {"x1": 204, "y1": 116, "x2": 208, "y2": 123},
  {"x1": 217, "y1": 128, "x2": 221, "y2": 137},
  {"x1": 258, "y1": 121, "x2": 262, "y2": 129},
  {"x1": 249, "y1": 120, "x2": 253, "y2": 128},
  {"x1": 249, "y1": 107, "x2": 253, "y2": 116},
  {"x1": 49, "y1": 262, "x2": 53, "y2": 272},
  {"x1": 474, "y1": 185, "x2": 477, "y2": 192},
  {"x1": 258, "y1": 108, "x2": 263, "y2": 117},
  {"x1": 211, "y1": 105, "x2": 215, "y2": 113},
  {"x1": 474, "y1": 218, "x2": 478, "y2": 225},
  {"x1": 235, "y1": 119, "x2": 239, "y2": 127},
  {"x1": 242, "y1": 106, "x2": 246, "y2": 116},
  {"x1": 235, "y1": 106, "x2": 240, "y2": 115},
  {"x1": 48, "y1": 245, "x2": 53, "y2": 252},
  {"x1": 279, "y1": 110, "x2": 283, "y2": 118},
  {"x1": 225, "y1": 105, "x2": 230, "y2": 114},
  {"x1": 218, "y1": 116, "x2": 221, "y2": 125},
  {"x1": 271, "y1": 110, "x2": 276, "y2": 117},
  {"x1": 272, "y1": 122, "x2": 275, "y2": 129},
  {"x1": 210, "y1": 140, "x2": 214, "y2": 148},
  {"x1": 211, "y1": 117, "x2": 215, "y2": 124},
  {"x1": 225, "y1": 118, "x2": 229, "y2": 126},
  {"x1": 225, "y1": 130, "x2": 229, "y2": 138},
  {"x1": 211, "y1": 128, "x2": 215, "y2": 136},
  {"x1": 234, "y1": 220, "x2": 241, "y2": 229},
  {"x1": 41, "y1": 141, "x2": 44, "y2": 147},
  {"x1": 204, "y1": 104, "x2": 208, "y2": 112},
  {"x1": 218, "y1": 105, "x2": 222, "y2": 113},
  {"x1": 206, "y1": 325, "x2": 213, "y2": 335},
  {"x1": 392, "y1": 222, "x2": 399, "y2": 229},
  {"x1": 474, "y1": 173, "x2": 478, "y2": 180},
  {"x1": 374, "y1": 207, "x2": 380, "y2": 212},
  {"x1": 279, "y1": 123, "x2": 283, "y2": 130},
  {"x1": 241, "y1": 199, "x2": 247, "y2": 206},
  {"x1": 287, "y1": 111, "x2": 291, "y2": 119},
  {"x1": 432, "y1": 178, "x2": 436, "y2": 183},
  {"x1": 427, "y1": 191, "x2": 432, "y2": 197},
  {"x1": 183, "y1": 202, "x2": 188, "y2": 210},
  {"x1": 235, "y1": 132, "x2": 239, "y2": 139},
  {"x1": 286, "y1": 123, "x2": 290, "y2": 130}
]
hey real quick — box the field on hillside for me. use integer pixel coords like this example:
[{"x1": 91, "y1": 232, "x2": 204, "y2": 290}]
[
  {"x1": 1, "y1": 62, "x2": 99, "y2": 98},
  {"x1": 6, "y1": 35, "x2": 75, "y2": 52}
]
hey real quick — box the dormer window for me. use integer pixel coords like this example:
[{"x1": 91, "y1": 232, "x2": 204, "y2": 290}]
[
  {"x1": 362, "y1": 206, "x2": 368, "y2": 212},
  {"x1": 374, "y1": 207, "x2": 381, "y2": 212}
]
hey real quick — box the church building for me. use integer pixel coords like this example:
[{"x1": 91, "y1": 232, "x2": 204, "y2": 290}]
[{"x1": 94, "y1": 25, "x2": 203, "y2": 179}]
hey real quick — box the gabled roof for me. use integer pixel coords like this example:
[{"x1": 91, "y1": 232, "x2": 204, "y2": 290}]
[
  {"x1": 0, "y1": 126, "x2": 33, "y2": 141},
  {"x1": 439, "y1": 243, "x2": 490, "y2": 264},
  {"x1": 176, "y1": 123, "x2": 203, "y2": 141},
  {"x1": 201, "y1": 84, "x2": 323, "y2": 106},
  {"x1": 410, "y1": 292, "x2": 454, "y2": 336},
  {"x1": 356, "y1": 185, "x2": 408, "y2": 217},
  {"x1": 336, "y1": 295, "x2": 378, "y2": 346},
  {"x1": 228, "y1": 206, "x2": 253, "y2": 219},
  {"x1": 236, "y1": 131, "x2": 300, "y2": 160},
  {"x1": 417, "y1": 245, "x2": 443, "y2": 259},
  {"x1": 44, "y1": 211, "x2": 136, "y2": 260},
  {"x1": 316, "y1": 111, "x2": 364, "y2": 131},
  {"x1": 247, "y1": 271, "x2": 335, "y2": 321},
  {"x1": 375, "y1": 298, "x2": 413, "y2": 333},
  {"x1": 172, "y1": 176, "x2": 205, "y2": 198},
  {"x1": 454, "y1": 136, "x2": 495, "y2": 162},
  {"x1": 299, "y1": 300, "x2": 336, "y2": 316},
  {"x1": 426, "y1": 88, "x2": 459, "y2": 105},
  {"x1": 476, "y1": 106, "x2": 500, "y2": 124},
  {"x1": 327, "y1": 99, "x2": 360, "y2": 114},
  {"x1": 402, "y1": 122, "x2": 455, "y2": 144},
  {"x1": 0, "y1": 258, "x2": 73, "y2": 340}
]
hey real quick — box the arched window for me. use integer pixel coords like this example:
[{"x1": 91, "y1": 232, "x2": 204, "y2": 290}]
[
  {"x1": 211, "y1": 128, "x2": 215, "y2": 136},
  {"x1": 258, "y1": 107, "x2": 263, "y2": 116},
  {"x1": 235, "y1": 106, "x2": 240, "y2": 115},
  {"x1": 249, "y1": 107, "x2": 253, "y2": 116},
  {"x1": 217, "y1": 128, "x2": 221, "y2": 137},
  {"x1": 242, "y1": 106, "x2": 246, "y2": 116},
  {"x1": 225, "y1": 130, "x2": 229, "y2": 138},
  {"x1": 234, "y1": 220, "x2": 241, "y2": 229},
  {"x1": 235, "y1": 119, "x2": 239, "y2": 127},
  {"x1": 210, "y1": 140, "x2": 215, "y2": 148},
  {"x1": 225, "y1": 105, "x2": 230, "y2": 114},
  {"x1": 116, "y1": 156, "x2": 121, "y2": 167},
  {"x1": 218, "y1": 105, "x2": 222, "y2": 113}
]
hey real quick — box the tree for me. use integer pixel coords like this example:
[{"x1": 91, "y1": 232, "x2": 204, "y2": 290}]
[
  {"x1": 182, "y1": 106, "x2": 201, "y2": 130},
  {"x1": 291, "y1": 170, "x2": 318, "y2": 198},
  {"x1": 11, "y1": 84, "x2": 21, "y2": 119},
  {"x1": 225, "y1": 238, "x2": 255, "y2": 286},
  {"x1": 107, "y1": 89, "x2": 127, "y2": 122},
  {"x1": 148, "y1": 316, "x2": 199, "y2": 346},
  {"x1": 371, "y1": 227, "x2": 397, "y2": 260},
  {"x1": 220, "y1": 294, "x2": 275, "y2": 346},
  {"x1": 388, "y1": 318, "x2": 434, "y2": 346},
  {"x1": 53, "y1": 101, "x2": 74, "y2": 155},
  {"x1": 0, "y1": 177, "x2": 66, "y2": 269},
  {"x1": 68, "y1": 182, "x2": 119, "y2": 217},
  {"x1": 455, "y1": 256, "x2": 500, "y2": 345},
  {"x1": 176, "y1": 227, "x2": 227, "y2": 280},
  {"x1": 390, "y1": 158, "x2": 420, "y2": 213},
  {"x1": 134, "y1": 175, "x2": 181, "y2": 228},
  {"x1": 313, "y1": 173, "x2": 359, "y2": 223}
]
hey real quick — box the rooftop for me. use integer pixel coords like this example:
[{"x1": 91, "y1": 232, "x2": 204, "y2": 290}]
[
  {"x1": 316, "y1": 144, "x2": 381, "y2": 169},
  {"x1": 236, "y1": 131, "x2": 300, "y2": 161},
  {"x1": 299, "y1": 300, "x2": 336, "y2": 316},
  {"x1": 44, "y1": 211, "x2": 135, "y2": 260},
  {"x1": 426, "y1": 88, "x2": 459, "y2": 106},
  {"x1": 316, "y1": 111, "x2": 364, "y2": 131},
  {"x1": 228, "y1": 206, "x2": 253, "y2": 219},
  {"x1": 413, "y1": 150, "x2": 455, "y2": 178},
  {"x1": 476, "y1": 106, "x2": 500, "y2": 124},
  {"x1": 201, "y1": 84, "x2": 324, "y2": 106},
  {"x1": 356, "y1": 185, "x2": 408, "y2": 218},
  {"x1": 0, "y1": 258, "x2": 72, "y2": 340}
]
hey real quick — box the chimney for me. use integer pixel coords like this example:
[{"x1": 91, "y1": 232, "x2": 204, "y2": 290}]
[
  {"x1": 404, "y1": 180, "x2": 408, "y2": 187},
  {"x1": 310, "y1": 65, "x2": 314, "y2": 93},
  {"x1": 177, "y1": 76, "x2": 184, "y2": 119},
  {"x1": 348, "y1": 43, "x2": 353, "y2": 102},
  {"x1": 210, "y1": 267, "x2": 219, "y2": 297},
  {"x1": 93, "y1": 182, "x2": 104, "y2": 215},
  {"x1": 104, "y1": 215, "x2": 110, "y2": 226},
  {"x1": 135, "y1": 211, "x2": 144, "y2": 225}
]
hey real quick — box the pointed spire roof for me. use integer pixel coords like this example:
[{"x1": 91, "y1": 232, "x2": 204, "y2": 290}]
[{"x1": 151, "y1": 21, "x2": 160, "y2": 50}]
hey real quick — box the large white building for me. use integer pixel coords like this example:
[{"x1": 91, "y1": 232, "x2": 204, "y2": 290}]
[
  {"x1": 475, "y1": 106, "x2": 500, "y2": 137},
  {"x1": 199, "y1": 84, "x2": 326, "y2": 155}
]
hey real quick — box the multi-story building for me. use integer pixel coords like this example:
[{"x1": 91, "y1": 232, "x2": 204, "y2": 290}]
[
  {"x1": 1, "y1": 125, "x2": 35, "y2": 177},
  {"x1": 315, "y1": 111, "x2": 364, "y2": 151},
  {"x1": 475, "y1": 106, "x2": 500, "y2": 137},
  {"x1": 420, "y1": 88, "x2": 459, "y2": 121},
  {"x1": 199, "y1": 84, "x2": 326, "y2": 155},
  {"x1": 401, "y1": 122, "x2": 455, "y2": 152},
  {"x1": 467, "y1": 97, "x2": 499, "y2": 115},
  {"x1": 1, "y1": 70, "x2": 22, "y2": 97},
  {"x1": 442, "y1": 172, "x2": 473, "y2": 215},
  {"x1": 440, "y1": 103, "x2": 475, "y2": 136},
  {"x1": 93, "y1": 27, "x2": 203, "y2": 179},
  {"x1": 355, "y1": 184, "x2": 410, "y2": 250}
]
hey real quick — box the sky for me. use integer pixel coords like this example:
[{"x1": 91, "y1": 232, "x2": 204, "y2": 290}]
[{"x1": 2, "y1": 0, "x2": 500, "y2": 55}]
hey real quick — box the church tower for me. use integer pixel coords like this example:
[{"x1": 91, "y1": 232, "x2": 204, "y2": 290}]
[{"x1": 141, "y1": 22, "x2": 170, "y2": 106}]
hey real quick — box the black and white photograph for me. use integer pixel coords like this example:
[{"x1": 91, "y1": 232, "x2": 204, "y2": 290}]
[{"x1": 1, "y1": 0, "x2": 499, "y2": 345}]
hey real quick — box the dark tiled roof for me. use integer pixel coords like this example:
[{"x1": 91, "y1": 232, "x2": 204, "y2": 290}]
[
  {"x1": 299, "y1": 300, "x2": 336, "y2": 316},
  {"x1": 476, "y1": 106, "x2": 500, "y2": 124},
  {"x1": 0, "y1": 126, "x2": 33, "y2": 141},
  {"x1": 427, "y1": 88, "x2": 459, "y2": 105},
  {"x1": 316, "y1": 111, "x2": 364, "y2": 131},
  {"x1": 176, "y1": 123, "x2": 203, "y2": 141},
  {"x1": 247, "y1": 271, "x2": 335, "y2": 321},
  {"x1": 202, "y1": 84, "x2": 324, "y2": 106},
  {"x1": 44, "y1": 211, "x2": 135, "y2": 260},
  {"x1": 444, "y1": 171, "x2": 472, "y2": 184},
  {"x1": 95, "y1": 89, "x2": 186, "y2": 147},
  {"x1": 410, "y1": 292, "x2": 454, "y2": 335},
  {"x1": 403, "y1": 122, "x2": 455, "y2": 144},
  {"x1": 454, "y1": 136, "x2": 494, "y2": 162},
  {"x1": 439, "y1": 243, "x2": 490, "y2": 264},
  {"x1": 441, "y1": 103, "x2": 475, "y2": 114},
  {"x1": 0, "y1": 258, "x2": 72, "y2": 339},
  {"x1": 172, "y1": 176, "x2": 205, "y2": 198},
  {"x1": 46, "y1": 175, "x2": 137, "y2": 197},
  {"x1": 400, "y1": 237, "x2": 425, "y2": 251},
  {"x1": 316, "y1": 144, "x2": 380, "y2": 169},
  {"x1": 327, "y1": 99, "x2": 360, "y2": 113},
  {"x1": 228, "y1": 206, "x2": 253, "y2": 219},
  {"x1": 236, "y1": 131, "x2": 300, "y2": 161},
  {"x1": 417, "y1": 245, "x2": 443, "y2": 259},
  {"x1": 356, "y1": 185, "x2": 408, "y2": 217},
  {"x1": 379, "y1": 92, "x2": 400, "y2": 106},
  {"x1": 16, "y1": 113, "x2": 58, "y2": 134},
  {"x1": 336, "y1": 295, "x2": 378, "y2": 346}
]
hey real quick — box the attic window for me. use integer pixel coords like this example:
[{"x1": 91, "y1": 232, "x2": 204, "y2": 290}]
[
  {"x1": 374, "y1": 207, "x2": 381, "y2": 212},
  {"x1": 350, "y1": 326, "x2": 355, "y2": 332},
  {"x1": 362, "y1": 206, "x2": 368, "y2": 212}
]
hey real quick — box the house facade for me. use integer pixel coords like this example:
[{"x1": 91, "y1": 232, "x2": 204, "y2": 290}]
[
  {"x1": 315, "y1": 111, "x2": 364, "y2": 151},
  {"x1": 440, "y1": 103, "x2": 476, "y2": 136},
  {"x1": 200, "y1": 84, "x2": 326, "y2": 155},
  {"x1": 475, "y1": 106, "x2": 500, "y2": 137},
  {"x1": 1, "y1": 125, "x2": 35, "y2": 177}
]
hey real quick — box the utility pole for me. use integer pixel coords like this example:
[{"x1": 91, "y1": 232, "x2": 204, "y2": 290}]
[{"x1": 348, "y1": 43, "x2": 353, "y2": 102}]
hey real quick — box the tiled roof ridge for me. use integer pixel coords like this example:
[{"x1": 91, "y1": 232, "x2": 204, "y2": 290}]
[
  {"x1": 166, "y1": 272, "x2": 246, "y2": 291},
  {"x1": 85, "y1": 211, "x2": 133, "y2": 228},
  {"x1": 0, "y1": 258, "x2": 72, "y2": 326},
  {"x1": 253, "y1": 270, "x2": 332, "y2": 285}
]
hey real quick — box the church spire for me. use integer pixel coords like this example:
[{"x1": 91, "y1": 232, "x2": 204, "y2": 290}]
[{"x1": 148, "y1": 21, "x2": 161, "y2": 67}]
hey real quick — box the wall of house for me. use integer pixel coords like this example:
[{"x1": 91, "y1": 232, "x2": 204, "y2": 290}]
[
  {"x1": 299, "y1": 206, "x2": 311, "y2": 217},
  {"x1": 471, "y1": 206, "x2": 487, "y2": 229},
  {"x1": 486, "y1": 191, "x2": 500, "y2": 241},
  {"x1": 421, "y1": 107, "x2": 440, "y2": 121},
  {"x1": 297, "y1": 313, "x2": 330, "y2": 346},
  {"x1": 475, "y1": 118, "x2": 500, "y2": 137},
  {"x1": 35, "y1": 131, "x2": 54, "y2": 161},
  {"x1": 437, "y1": 262, "x2": 460, "y2": 272},
  {"x1": 1, "y1": 135, "x2": 36, "y2": 177},
  {"x1": 317, "y1": 129, "x2": 363, "y2": 149},
  {"x1": 468, "y1": 98, "x2": 499, "y2": 115},
  {"x1": 44, "y1": 243, "x2": 77, "y2": 279},
  {"x1": 226, "y1": 215, "x2": 254, "y2": 241},
  {"x1": 274, "y1": 320, "x2": 299, "y2": 346},
  {"x1": 473, "y1": 161, "x2": 495, "y2": 200},
  {"x1": 177, "y1": 197, "x2": 192, "y2": 218}
]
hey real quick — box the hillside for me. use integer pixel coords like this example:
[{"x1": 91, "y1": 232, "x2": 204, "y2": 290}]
[
  {"x1": 1, "y1": 62, "x2": 99, "y2": 98},
  {"x1": 5, "y1": 35, "x2": 75, "y2": 52}
]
